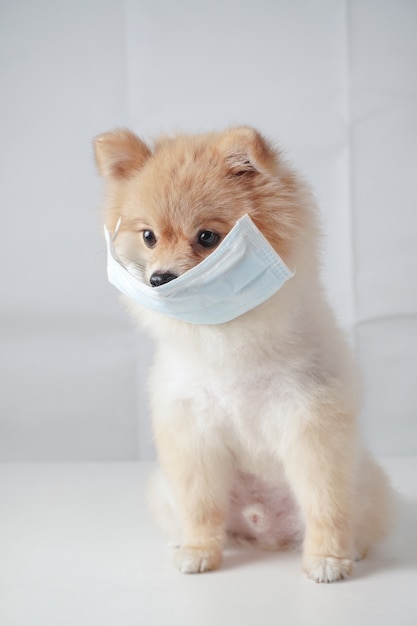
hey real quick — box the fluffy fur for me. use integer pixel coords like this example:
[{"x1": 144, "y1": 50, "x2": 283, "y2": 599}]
[{"x1": 94, "y1": 126, "x2": 394, "y2": 582}]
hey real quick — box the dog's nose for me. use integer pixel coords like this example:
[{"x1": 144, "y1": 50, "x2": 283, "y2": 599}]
[{"x1": 150, "y1": 271, "x2": 178, "y2": 287}]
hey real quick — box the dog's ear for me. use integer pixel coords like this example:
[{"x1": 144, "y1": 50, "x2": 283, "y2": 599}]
[
  {"x1": 218, "y1": 126, "x2": 277, "y2": 175},
  {"x1": 94, "y1": 129, "x2": 151, "y2": 180}
]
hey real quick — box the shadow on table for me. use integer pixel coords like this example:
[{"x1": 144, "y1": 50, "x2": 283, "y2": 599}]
[{"x1": 355, "y1": 496, "x2": 417, "y2": 580}]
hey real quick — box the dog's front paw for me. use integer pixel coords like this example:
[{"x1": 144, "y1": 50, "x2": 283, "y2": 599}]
[
  {"x1": 303, "y1": 555, "x2": 352, "y2": 583},
  {"x1": 173, "y1": 545, "x2": 222, "y2": 574}
]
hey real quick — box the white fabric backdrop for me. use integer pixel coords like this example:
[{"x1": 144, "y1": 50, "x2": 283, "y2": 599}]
[{"x1": 0, "y1": 0, "x2": 416, "y2": 460}]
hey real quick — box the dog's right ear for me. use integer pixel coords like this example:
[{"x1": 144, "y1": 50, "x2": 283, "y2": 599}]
[
  {"x1": 94, "y1": 129, "x2": 151, "y2": 180},
  {"x1": 218, "y1": 126, "x2": 278, "y2": 176}
]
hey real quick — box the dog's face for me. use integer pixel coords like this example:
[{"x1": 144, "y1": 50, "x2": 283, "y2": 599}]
[{"x1": 95, "y1": 127, "x2": 305, "y2": 287}]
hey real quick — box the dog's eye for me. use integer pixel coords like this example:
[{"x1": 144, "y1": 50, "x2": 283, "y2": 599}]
[
  {"x1": 143, "y1": 230, "x2": 157, "y2": 248},
  {"x1": 198, "y1": 230, "x2": 220, "y2": 248}
]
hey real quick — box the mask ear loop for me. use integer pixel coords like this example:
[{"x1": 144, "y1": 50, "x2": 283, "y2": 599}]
[
  {"x1": 112, "y1": 216, "x2": 122, "y2": 242},
  {"x1": 110, "y1": 216, "x2": 146, "y2": 281}
]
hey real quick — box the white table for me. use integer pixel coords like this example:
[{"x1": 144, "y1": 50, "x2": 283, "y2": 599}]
[{"x1": 0, "y1": 459, "x2": 416, "y2": 626}]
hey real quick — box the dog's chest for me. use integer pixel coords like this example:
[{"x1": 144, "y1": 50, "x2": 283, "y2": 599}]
[{"x1": 158, "y1": 343, "x2": 300, "y2": 438}]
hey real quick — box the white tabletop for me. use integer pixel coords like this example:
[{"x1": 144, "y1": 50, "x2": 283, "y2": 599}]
[{"x1": 0, "y1": 458, "x2": 416, "y2": 626}]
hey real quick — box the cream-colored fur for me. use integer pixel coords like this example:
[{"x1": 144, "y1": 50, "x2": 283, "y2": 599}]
[{"x1": 94, "y1": 126, "x2": 394, "y2": 582}]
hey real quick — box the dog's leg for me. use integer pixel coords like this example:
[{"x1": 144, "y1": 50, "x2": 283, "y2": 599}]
[
  {"x1": 282, "y1": 411, "x2": 356, "y2": 583},
  {"x1": 154, "y1": 418, "x2": 231, "y2": 574}
]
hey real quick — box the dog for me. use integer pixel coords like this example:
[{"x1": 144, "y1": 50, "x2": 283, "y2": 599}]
[{"x1": 94, "y1": 126, "x2": 393, "y2": 582}]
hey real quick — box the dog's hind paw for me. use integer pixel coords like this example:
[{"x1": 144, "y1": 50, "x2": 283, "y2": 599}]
[
  {"x1": 303, "y1": 556, "x2": 352, "y2": 583},
  {"x1": 173, "y1": 545, "x2": 222, "y2": 574}
]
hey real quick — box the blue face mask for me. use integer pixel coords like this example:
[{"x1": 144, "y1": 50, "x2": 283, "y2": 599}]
[{"x1": 104, "y1": 214, "x2": 294, "y2": 325}]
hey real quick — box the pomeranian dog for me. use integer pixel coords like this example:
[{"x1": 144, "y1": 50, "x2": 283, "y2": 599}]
[{"x1": 94, "y1": 126, "x2": 393, "y2": 582}]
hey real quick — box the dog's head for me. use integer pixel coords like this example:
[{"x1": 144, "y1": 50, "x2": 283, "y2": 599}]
[{"x1": 94, "y1": 126, "x2": 313, "y2": 287}]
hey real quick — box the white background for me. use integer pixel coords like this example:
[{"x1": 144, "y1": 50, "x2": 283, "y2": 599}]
[{"x1": 0, "y1": 0, "x2": 416, "y2": 461}]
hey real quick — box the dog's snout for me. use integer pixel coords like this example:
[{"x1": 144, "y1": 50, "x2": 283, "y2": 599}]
[{"x1": 150, "y1": 271, "x2": 178, "y2": 287}]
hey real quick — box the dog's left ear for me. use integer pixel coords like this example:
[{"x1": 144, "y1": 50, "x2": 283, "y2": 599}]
[
  {"x1": 94, "y1": 129, "x2": 151, "y2": 180},
  {"x1": 218, "y1": 126, "x2": 278, "y2": 175}
]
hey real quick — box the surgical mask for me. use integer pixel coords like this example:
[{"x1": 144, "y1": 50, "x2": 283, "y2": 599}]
[{"x1": 104, "y1": 214, "x2": 294, "y2": 325}]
